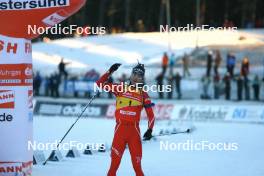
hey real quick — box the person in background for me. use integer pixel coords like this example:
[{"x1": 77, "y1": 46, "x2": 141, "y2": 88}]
[
  {"x1": 244, "y1": 76, "x2": 250, "y2": 100},
  {"x1": 167, "y1": 73, "x2": 174, "y2": 99},
  {"x1": 58, "y1": 58, "x2": 71, "y2": 80},
  {"x1": 201, "y1": 75, "x2": 211, "y2": 99},
  {"x1": 53, "y1": 73, "x2": 61, "y2": 98},
  {"x1": 156, "y1": 73, "x2": 164, "y2": 99},
  {"x1": 263, "y1": 76, "x2": 264, "y2": 100},
  {"x1": 174, "y1": 72, "x2": 182, "y2": 99},
  {"x1": 260, "y1": 76, "x2": 264, "y2": 99},
  {"x1": 162, "y1": 52, "x2": 169, "y2": 75},
  {"x1": 49, "y1": 74, "x2": 55, "y2": 97},
  {"x1": 182, "y1": 53, "x2": 191, "y2": 77},
  {"x1": 169, "y1": 53, "x2": 175, "y2": 75},
  {"x1": 214, "y1": 50, "x2": 222, "y2": 76},
  {"x1": 252, "y1": 75, "x2": 260, "y2": 101},
  {"x1": 226, "y1": 53, "x2": 236, "y2": 78},
  {"x1": 236, "y1": 75, "x2": 244, "y2": 101},
  {"x1": 223, "y1": 73, "x2": 231, "y2": 100},
  {"x1": 241, "y1": 57, "x2": 250, "y2": 79},
  {"x1": 213, "y1": 74, "x2": 221, "y2": 99},
  {"x1": 206, "y1": 50, "x2": 213, "y2": 77},
  {"x1": 241, "y1": 57, "x2": 250, "y2": 100},
  {"x1": 44, "y1": 76, "x2": 50, "y2": 96},
  {"x1": 136, "y1": 19, "x2": 146, "y2": 32},
  {"x1": 33, "y1": 71, "x2": 42, "y2": 96}
]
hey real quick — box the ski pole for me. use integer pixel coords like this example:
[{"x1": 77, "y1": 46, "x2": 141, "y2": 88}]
[{"x1": 43, "y1": 92, "x2": 99, "y2": 165}]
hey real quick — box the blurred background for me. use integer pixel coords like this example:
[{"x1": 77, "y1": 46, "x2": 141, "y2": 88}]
[{"x1": 32, "y1": 0, "x2": 264, "y2": 101}]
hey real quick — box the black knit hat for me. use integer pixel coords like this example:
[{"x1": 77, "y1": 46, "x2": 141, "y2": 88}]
[{"x1": 132, "y1": 63, "x2": 145, "y2": 77}]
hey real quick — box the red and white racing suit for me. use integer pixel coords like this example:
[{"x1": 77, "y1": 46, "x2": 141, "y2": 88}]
[{"x1": 96, "y1": 71, "x2": 155, "y2": 176}]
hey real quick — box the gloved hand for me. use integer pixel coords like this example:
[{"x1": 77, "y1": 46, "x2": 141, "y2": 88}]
[
  {"x1": 143, "y1": 129, "x2": 153, "y2": 140},
  {"x1": 109, "y1": 63, "x2": 121, "y2": 74}
]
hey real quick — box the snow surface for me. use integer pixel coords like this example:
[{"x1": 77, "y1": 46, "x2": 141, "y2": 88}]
[{"x1": 33, "y1": 115, "x2": 264, "y2": 176}]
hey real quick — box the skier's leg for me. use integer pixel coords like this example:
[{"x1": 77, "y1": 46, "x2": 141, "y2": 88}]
[
  {"x1": 107, "y1": 124, "x2": 126, "y2": 176},
  {"x1": 128, "y1": 124, "x2": 144, "y2": 176}
]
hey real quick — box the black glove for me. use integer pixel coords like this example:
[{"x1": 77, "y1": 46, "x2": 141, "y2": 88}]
[
  {"x1": 109, "y1": 63, "x2": 121, "y2": 74},
  {"x1": 143, "y1": 129, "x2": 153, "y2": 141}
]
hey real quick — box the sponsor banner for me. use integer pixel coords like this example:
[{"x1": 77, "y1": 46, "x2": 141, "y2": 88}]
[
  {"x1": 0, "y1": 161, "x2": 32, "y2": 176},
  {"x1": 227, "y1": 106, "x2": 264, "y2": 123},
  {"x1": 0, "y1": 112, "x2": 14, "y2": 122},
  {"x1": 142, "y1": 104, "x2": 174, "y2": 120},
  {"x1": 1, "y1": 0, "x2": 85, "y2": 174},
  {"x1": 34, "y1": 99, "x2": 174, "y2": 120},
  {"x1": 172, "y1": 105, "x2": 229, "y2": 121},
  {"x1": 34, "y1": 101, "x2": 108, "y2": 118},
  {"x1": 0, "y1": 0, "x2": 70, "y2": 10},
  {"x1": 0, "y1": 90, "x2": 15, "y2": 109},
  {"x1": 0, "y1": 32, "x2": 33, "y2": 172},
  {"x1": 172, "y1": 104, "x2": 264, "y2": 123},
  {"x1": 0, "y1": 87, "x2": 33, "y2": 162},
  {"x1": 0, "y1": 34, "x2": 32, "y2": 63},
  {"x1": 33, "y1": 98, "x2": 264, "y2": 124},
  {"x1": 0, "y1": 64, "x2": 33, "y2": 86}
]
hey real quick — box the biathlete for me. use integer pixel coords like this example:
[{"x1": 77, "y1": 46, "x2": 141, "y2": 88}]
[{"x1": 96, "y1": 63, "x2": 155, "y2": 176}]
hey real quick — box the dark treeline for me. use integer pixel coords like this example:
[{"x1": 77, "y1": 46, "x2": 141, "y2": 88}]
[{"x1": 39, "y1": 0, "x2": 264, "y2": 40}]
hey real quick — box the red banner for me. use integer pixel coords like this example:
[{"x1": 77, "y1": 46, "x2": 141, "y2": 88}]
[{"x1": 0, "y1": 64, "x2": 33, "y2": 86}]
